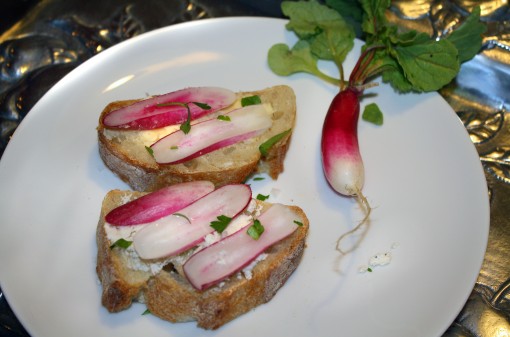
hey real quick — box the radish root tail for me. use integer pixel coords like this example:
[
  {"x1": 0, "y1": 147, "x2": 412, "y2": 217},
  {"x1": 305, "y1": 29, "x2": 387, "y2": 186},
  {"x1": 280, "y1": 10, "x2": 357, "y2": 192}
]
[{"x1": 336, "y1": 190, "x2": 372, "y2": 255}]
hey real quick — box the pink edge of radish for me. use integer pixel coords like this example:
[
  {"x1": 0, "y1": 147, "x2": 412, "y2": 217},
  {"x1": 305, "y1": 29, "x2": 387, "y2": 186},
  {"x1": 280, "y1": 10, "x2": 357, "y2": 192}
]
[
  {"x1": 105, "y1": 181, "x2": 215, "y2": 226},
  {"x1": 150, "y1": 105, "x2": 272, "y2": 165},
  {"x1": 102, "y1": 87, "x2": 236, "y2": 130},
  {"x1": 320, "y1": 87, "x2": 372, "y2": 255},
  {"x1": 133, "y1": 184, "x2": 252, "y2": 260},
  {"x1": 183, "y1": 204, "x2": 302, "y2": 290}
]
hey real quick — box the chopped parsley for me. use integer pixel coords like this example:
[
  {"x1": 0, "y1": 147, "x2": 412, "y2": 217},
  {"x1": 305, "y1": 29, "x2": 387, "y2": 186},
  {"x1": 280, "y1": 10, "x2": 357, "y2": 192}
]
[
  {"x1": 110, "y1": 238, "x2": 133, "y2": 250},
  {"x1": 294, "y1": 220, "x2": 304, "y2": 227},
  {"x1": 192, "y1": 101, "x2": 211, "y2": 110},
  {"x1": 145, "y1": 146, "x2": 154, "y2": 158},
  {"x1": 247, "y1": 219, "x2": 265, "y2": 240},
  {"x1": 241, "y1": 95, "x2": 262, "y2": 107},
  {"x1": 210, "y1": 215, "x2": 232, "y2": 233},
  {"x1": 217, "y1": 115, "x2": 231, "y2": 121},
  {"x1": 256, "y1": 193, "x2": 270, "y2": 201},
  {"x1": 155, "y1": 101, "x2": 211, "y2": 134},
  {"x1": 259, "y1": 129, "x2": 292, "y2": 157},
  {"x1": 180, "y1": 104, "x2": 192, "y2": 134}
]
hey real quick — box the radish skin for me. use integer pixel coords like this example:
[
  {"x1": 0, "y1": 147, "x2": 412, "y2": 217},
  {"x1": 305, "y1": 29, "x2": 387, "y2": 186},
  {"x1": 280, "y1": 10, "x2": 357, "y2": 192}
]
[{"x1": 321, "y1": 87, "x2": 372, "y2": 254}]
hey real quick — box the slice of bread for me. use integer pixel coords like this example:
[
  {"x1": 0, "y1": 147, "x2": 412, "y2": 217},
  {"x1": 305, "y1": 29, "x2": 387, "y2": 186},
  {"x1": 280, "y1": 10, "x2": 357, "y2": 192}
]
[
  {"x1": 96, "y1": 189, "x2": 309, "y2": 330},
  {"x1": 97, "y1": 85, "x2": 296, "y2": 192}
]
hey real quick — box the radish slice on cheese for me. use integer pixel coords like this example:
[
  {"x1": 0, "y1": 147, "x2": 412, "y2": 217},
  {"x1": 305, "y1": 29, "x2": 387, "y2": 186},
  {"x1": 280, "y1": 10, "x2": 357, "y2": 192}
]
[
  {"x1": 183, "y1": 203, "x2": 303, "y2": 290},
  {"x1": 133, "y1": 184, "x2": 252, "y2": 260},
  {"x1": 150, "y1": 105, "x2": 272, "y2": 164},
  {"x1": 105, "y1": 181, "x2": 215, "y2": 226},
  {"x1": 102, "y1": 87, "x2": 236, "y2": 130}
]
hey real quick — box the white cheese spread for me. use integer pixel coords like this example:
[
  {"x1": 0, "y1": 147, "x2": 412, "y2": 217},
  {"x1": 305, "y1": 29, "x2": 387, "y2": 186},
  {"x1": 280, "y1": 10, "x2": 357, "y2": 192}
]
[
  {"x1": 105, "y1": 199, "x2": 267, "y2": 279},
  {"x1": 358, "y1": 242, "x2": 399, "y2": 273}
]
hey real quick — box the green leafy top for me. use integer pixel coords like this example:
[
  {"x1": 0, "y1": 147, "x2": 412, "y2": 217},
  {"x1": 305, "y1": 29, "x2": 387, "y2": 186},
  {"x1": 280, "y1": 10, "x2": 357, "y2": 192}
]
[{"x1": 268, "y1": 0, "x2": 485, "y2": 94}]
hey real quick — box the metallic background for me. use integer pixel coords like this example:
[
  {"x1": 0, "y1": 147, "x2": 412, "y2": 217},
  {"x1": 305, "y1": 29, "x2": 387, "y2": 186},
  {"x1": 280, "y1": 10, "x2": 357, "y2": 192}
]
[{"x1": 1, "y1": 1, "x2": 509, "y2": 336}]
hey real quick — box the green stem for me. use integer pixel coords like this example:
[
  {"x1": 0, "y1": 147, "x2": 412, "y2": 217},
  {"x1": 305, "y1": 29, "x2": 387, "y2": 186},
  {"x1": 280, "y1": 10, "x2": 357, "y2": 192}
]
[
  {"x1": 360, "y1": 63, "x2": 393, "y2": 82},
  {"x1": 355, "y1": 49, "x2": 376, "y2": 85},
  {"x1": 334, "y1": 59, "x2": 346, "y2": 91},
  {"x1": 312, "y1": 69, "x2": 343, "y2": 87},
  {"x1": 349, "y1": 44, "x2": 385, "y2": 86}
]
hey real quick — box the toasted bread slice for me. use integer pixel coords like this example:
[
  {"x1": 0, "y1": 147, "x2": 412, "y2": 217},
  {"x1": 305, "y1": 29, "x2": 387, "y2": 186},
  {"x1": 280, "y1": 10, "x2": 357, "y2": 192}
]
[
  {"x1": 96, "y1": 189, "x2": 309, "y2": 330},
  {"x1": 97, "y1": 85, "x2": 296, "y2": 192}
]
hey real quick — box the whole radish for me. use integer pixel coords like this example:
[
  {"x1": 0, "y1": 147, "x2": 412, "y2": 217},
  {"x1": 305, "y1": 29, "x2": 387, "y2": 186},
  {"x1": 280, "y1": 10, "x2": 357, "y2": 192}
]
[
  {"x1": 321, "y1": 87, "x2": 363, "y2": 196},
  {"x1": 321, "y1": 87, "x2": 371, "y2": 254},
  {"x1": 268, "y1": 1, "x2": 484, "y2": 255}
]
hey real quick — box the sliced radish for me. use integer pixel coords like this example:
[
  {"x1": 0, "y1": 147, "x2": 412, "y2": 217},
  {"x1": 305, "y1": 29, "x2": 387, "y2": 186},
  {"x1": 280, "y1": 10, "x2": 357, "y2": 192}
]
[
  {"x1": 133, "y1": 184, "x2": 252, "y2": 260},
  {"x1": 183, "y1": 203, "x2": 302, "y2": 290},
  {"x1": 105, "y1": 181, "x2": 215, "y2": 226},
  {"x1": 102, "y1": 87, "x2": 236, "y2": 130},
  {"x1": 150, "y1": 105, "x2": 272, "y2": 164}
]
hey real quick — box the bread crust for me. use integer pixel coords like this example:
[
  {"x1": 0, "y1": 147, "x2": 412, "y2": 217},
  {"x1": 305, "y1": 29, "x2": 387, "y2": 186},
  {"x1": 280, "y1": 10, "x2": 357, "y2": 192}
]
[
  {"x1": 96, "y1": 189, "x2": 309, "y2": 330},
  {"x1": 97, "y1": 85, "x2": 296, "y2": 192}
]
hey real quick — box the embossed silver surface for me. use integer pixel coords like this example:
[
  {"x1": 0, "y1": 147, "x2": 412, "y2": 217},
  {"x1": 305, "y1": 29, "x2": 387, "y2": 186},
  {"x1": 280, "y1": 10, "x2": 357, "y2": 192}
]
[{"x1": 1, "y1": 1, "x2": 509, "y2": 336}]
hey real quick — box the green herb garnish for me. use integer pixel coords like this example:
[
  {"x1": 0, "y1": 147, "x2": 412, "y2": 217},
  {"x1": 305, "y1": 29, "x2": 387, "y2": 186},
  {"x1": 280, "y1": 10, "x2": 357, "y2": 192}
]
[
  {"x1": 145, "y1": 146, "x2": 154, "y2": 158},
  {"x1": 241, "y1": 95, "x2": 262, "y2": 107},
  {"x1": 247, "y1": 219, "x2": 265, "y2": 240},
  {"x1": 110, "y1": 238, "x2": 133, "y2": 250},
  {"x1": 170, "y1": 145, "x2": 179, "y2": 150},
  {"x1": 217, "y1": 115, "x2": 231, "y2": 121},
  {"x1": 180, "y1": 104, "x2": 192, "y2": 134},
  {"x1": 367, "y1": 267, "x2": 373, "y2": 272},
  {"x1": 294, "y1": 220, "x2": 304, "y2": 227},
  {"x1": 142, "y1": 309, "x2": 151, "y2": 315},
  {"x1": 256, "y1": 193, "x2": 270, "y2": 201},
  {"x1": 192, "y1": 102, "x2": 211, "y2": 110},
  {"x1": 253, "y1": 176, "x2": 265, "y2": 181},
  {"x1": 155, "y1": 101, "x2": 211, "y2": 134},
  {"x1": 259, "y1": 128, "x2": 292, "y2": 157},
  {"x1": 210, "y1": 215, "x2": 232, "y2": 233},
  {"x1": 362, "y1": 103, "x2": 383, "y2": 125}
]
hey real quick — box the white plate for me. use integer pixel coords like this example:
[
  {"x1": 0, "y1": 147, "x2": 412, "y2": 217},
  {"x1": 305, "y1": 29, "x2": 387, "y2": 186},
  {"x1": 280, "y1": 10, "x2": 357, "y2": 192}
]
[{"x1": 0, "y1": 17, "x2": 489, "y2": 337}]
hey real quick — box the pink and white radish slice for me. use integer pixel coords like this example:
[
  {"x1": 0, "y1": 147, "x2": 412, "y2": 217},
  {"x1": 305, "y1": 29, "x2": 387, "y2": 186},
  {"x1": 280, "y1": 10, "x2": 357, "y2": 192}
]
[
  {"x1": 133, "y1": 184, "x2": 251, "y2": 260},
  {"x1": 321, "y1": 87, "x2": 371, "y2": 254},
  {"x1": 105, "y1": 181, "x2": 215, "y2": 226},
  {"x1": 150, "y1": 105, "x2": 272, "y2": 164},
  {"x1": 102, "y1": 87, "x2": 236, "y2": 130},
  {"x1": 183, "y1": 204, "x2": 303, "y2": 290}
]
